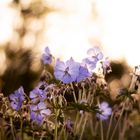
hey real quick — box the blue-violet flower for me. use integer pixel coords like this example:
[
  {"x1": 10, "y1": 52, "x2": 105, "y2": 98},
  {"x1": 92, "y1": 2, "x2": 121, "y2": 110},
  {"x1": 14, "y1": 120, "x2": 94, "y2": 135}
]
[
  {"x1": 9, "y1": 86, "x2": 25, "y2": 111},
  {"x1": 42, "y1": 47, "x2": 53, "y2": 64},
  {"x1": 29, "y1": 82, "x2": 47, "y2": 104},
  {"x1": 30, "y1": 102, "x2": 51, "y2": 125},
  {"x1": 96, "y1": 102, "x2": 112, "y2": 120},
  {"x1": 54, "y1": 58, "x2": 80, "y2": 83},
  {"x1": 83, "y1": 47, "x2": 103, "y2": 70},
  {"x1": 76, "y1": 65, "x2": 91, "y2": 82}
]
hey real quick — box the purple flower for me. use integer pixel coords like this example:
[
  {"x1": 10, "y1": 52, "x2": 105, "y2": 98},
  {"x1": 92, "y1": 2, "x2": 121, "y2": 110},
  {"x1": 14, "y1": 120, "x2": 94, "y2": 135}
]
[
  {"x1": 83, "y1": 47, "x2": 103, "y2": 70},
  {"x1": 42, "y1": 47, "x2": 53, "y2": 64},
  {"x1": 54, "y1": 58, "x2": 80, "y2": 84},
  {"x1": 87, "y1": 47, "x2": 103, "y2": 60},
  {"x1": 29, "y1": 82, "x2": 47, "y2": 104},
  {"x1": 9, "y1": 86, "x2": 25, "y2": 111},
  {"x1": 96, "y1": 102, "x2": 112, "y2": 120},
  {"x1": 76, "y1": 65, "x2": 91, "y2": 82},
  {"x1": 30, "y1": 102, "x2": 51, "y2": 125},
  {"x1": 82, "y1": 57, "x2": 97, "y2": 70}
]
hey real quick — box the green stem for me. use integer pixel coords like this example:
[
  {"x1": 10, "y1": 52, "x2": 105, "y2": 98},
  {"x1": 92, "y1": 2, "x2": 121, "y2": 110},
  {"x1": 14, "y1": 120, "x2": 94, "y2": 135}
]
[
  {"x1": 71, "y1": 83, "x2": 77, "y2": 103},
  {"x1": 106, "y1": 113, "x2": 114, "y2": 140},
  {"x1": 74, "y1": 112, "x2": 80, "y2": 133},
  {"x1": 79, "y1": 115, "x2": 88, "y2": 140},
  {"x1": 110, "y1": 102, "x2": 125, "y2": 140},
  {"x1": 119, "y1": 113, "x2": 127, "y2": 140},
  {"x1": 97, "y1": 98, "x2": 104, "y2": 140},
  {"x1": 73, "y1": 92, "x2": 77, "y2": 103},
  {"x1": 20, "y1": 119, "x2": 23, "y2": 140},
  {"x1": 94, "y1": 121, "x2": 99, "y2": 138},
  {"x1": 75, "y1": 113, "x2": 84, "y2": 134},
  {"x1": 100, "y1": 120, "x2": 104, "y2": 140},
  {"x1": 10, "y1": 117, "x2": 16, "y2": 140},
  {"x1": 32, "y1": 133, "x2": 35, "y2": 140},
  {"x1": 54, "y1": 109, "x2": 59, "y2": 140},
  {"x1": 0, "y1": 118, "x2": 5, "y2": 140}
]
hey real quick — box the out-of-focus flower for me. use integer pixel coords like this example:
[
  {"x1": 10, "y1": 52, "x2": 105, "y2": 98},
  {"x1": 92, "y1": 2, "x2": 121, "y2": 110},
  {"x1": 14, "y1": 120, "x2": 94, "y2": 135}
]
[
  {"x1": 30, "y1": 102, "x2": 51, "y2": 125},
  {"x1": 82, "y1": 57, "x2": 97, "y2": 70},
  {"x1": 87, "y1": 47, "x2": 103, "y2": 60},
  {"x1": 76, "y1": 65, "x2": 91, "y2": 82},
  {"x1": 29, "y1": 82, "x2": 47, "y2": 104},
  {"x1": 9, "y1": 86, "x2": 25, "y2": 111},
  {"x1": 65, "y1": 119, "x2": 73, "y2": 132},
  {"x1": 42, "y1": 47, "x2": 53, "y2": 64},
  {"x1": 54, "y1": 58, "x2": 80, "y2": 84},
  {"x1": 96, "y1": 102, "x2": 112, "y2": 120},
  {"x1": 83, "y1": 47, "x2": 103, "y2": 70},
  {"x1": 102, "y1": 58, "x2": 110, "y2": 69}
]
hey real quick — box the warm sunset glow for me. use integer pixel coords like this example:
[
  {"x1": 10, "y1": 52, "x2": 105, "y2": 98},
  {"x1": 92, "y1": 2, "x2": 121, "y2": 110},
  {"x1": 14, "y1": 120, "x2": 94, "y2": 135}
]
[
  {"x1": 0, "y1": 3, "x2": 17, "y2": 45},
  {"x1": 44, "y1": 0, "x2": 101, "y2": 61},
  {"x1": 96, "y1": 0, "x2": 140, "y2": 67},
  {"x1": 0, "y1": 0, "x2": 139, "y2": 68},
  {"x1": 43, "y1": 0, "x2": 140, "y2": 67}
]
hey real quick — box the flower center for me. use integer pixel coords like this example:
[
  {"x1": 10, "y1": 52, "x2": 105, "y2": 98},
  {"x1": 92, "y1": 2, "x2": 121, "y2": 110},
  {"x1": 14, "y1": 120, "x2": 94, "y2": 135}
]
[{"x1": 64, "y1": 67, "x2": 69, "y2": 74}]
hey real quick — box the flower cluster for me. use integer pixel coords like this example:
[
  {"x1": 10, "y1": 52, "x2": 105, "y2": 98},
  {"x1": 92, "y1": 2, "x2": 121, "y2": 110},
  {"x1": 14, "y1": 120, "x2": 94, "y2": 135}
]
[
  {"x1": 29, "y1": 82, "x2": 51, "y2": 124},
  {"x1": 42, "y1": 46, "x2": 108, "y2": 84},
  {"x1": 4, "y1": 46, "x2": 139, "y2": 140},
  {"x1": 54, "y1": 58, "x2": 91, "y2": 83}
]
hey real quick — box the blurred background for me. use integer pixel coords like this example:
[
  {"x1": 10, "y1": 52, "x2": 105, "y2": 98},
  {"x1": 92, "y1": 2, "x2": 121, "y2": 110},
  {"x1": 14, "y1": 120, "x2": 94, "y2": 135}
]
[{"x1": 0, "y1": 0, "x2": 139, "y2": 95}]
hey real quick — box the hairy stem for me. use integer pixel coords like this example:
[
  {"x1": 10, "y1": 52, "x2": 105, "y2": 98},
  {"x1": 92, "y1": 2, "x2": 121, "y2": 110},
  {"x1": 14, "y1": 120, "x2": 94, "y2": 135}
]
[{"x1": 110, "y1": 101, "x2": 125, "y2": 140}]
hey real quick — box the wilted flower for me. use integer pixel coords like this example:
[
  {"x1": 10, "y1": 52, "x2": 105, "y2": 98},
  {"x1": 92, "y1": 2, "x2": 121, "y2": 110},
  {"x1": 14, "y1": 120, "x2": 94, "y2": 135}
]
[
  {"x1": 30, "y1": 102, "x2": 51, "y2": 125},
  {"x1": 42, "y1": 47, "x2": 53, "y2": 64},
  {"x1": 54, "y1": 58, "x2": 80, "y2": 84},
  {"x1": 9, "y1": 86, "x2": 25, "y2": 111},
  {"x1": 96, "y1": 102, "x2": 112, "y2": 120}
]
